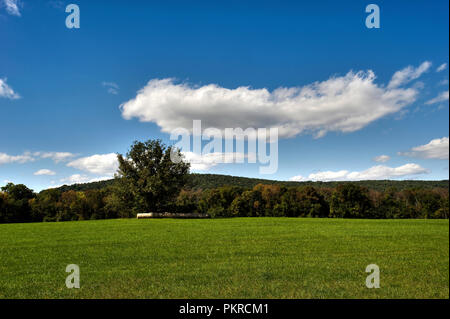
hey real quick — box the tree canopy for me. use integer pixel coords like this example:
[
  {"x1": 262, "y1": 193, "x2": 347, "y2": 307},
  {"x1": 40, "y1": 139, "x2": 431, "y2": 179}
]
[{"x1": 116, "y1": 139, "x2": 190, "y2": 213}]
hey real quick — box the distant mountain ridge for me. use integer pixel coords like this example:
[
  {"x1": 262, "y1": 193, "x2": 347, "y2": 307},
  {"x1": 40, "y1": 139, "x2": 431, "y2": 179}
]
[{"x1": 50, "y1": 173, "x2": 449, "y2": 193}]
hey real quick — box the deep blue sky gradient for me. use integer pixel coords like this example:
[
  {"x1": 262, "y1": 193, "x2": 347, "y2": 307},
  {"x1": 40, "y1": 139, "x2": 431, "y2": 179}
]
[{"x1": 0, "y1": 0, "x2": 448, "y2": 191}]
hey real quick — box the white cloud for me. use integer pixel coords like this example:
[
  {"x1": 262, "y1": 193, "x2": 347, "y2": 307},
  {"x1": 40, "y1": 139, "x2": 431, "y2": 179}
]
[
  {"x1": 0, "y1": 78, "x2": 20, "y2": 99},
  {"x1": 67, "y1": 153, "x2": 119, "y2": 175},
  {"x1": 59, "y1": 174, "x2": 111, "y2": 185},
  {"x1": 66, "y1": 151, "x2": 249, "y2": 175},
  {"x1": 399, "y1": 137, "x2": 449, "y2": 160},
  {"x1": 120, "y1": 64, "x2": 425, "y2": 139},
  {"x1": 388, "y1": 61, "x2": 432, "y2": 89},
  {"x1": 373, "y1": 155, "x2": 390, "y2": 163},
  {"x1": 60, "y1": 174, "x2": 89, "y2": 185},
  {"x1": 425, "y1": 90, "x2": 449, "y2": 105},
  {"x1": 437, "y1": 63, "x2": 448, "y2": 72},
  {"x1": 34, "y1": 151, "x2": 76, "y2": 163},
  {"x1": 47, "y1": 0, "x2": 64, "y2": 10},
  {"x1": 0, "y1": 152, "x2": 34, "y2": 165},
  {"x1": 2, "y1": 0, "x2": 21, "y2": 16},
  {"x1": 290, "y1": 163, "x2": 429, "y2": 182},
  {"x1": 34, "y1": 169, "x2": 56, "y2": 176},
  {"x1": 0, "y1": 151, "x2": 77, "y2": 166},
  {"x1": 181, "y1": 152, "x2": 249, "y2": 171},
  {"x1": 102, "y1": 81, "x2": 119, "y2": 95},
  {"x1": 290, "y1": 170, "x2": 348, "y2": 182}
]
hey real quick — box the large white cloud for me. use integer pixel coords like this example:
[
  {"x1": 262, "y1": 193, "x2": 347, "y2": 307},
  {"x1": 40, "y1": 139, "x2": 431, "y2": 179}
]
[
  {"x1": 0, "y1": 78, "x2": 20, "y2": 99},
  {"x1": 120, "y1": 64, "x2": 427, "y2": 139},
  {"x1": 399, "y1": 137, "x2": 449, "y2": 160},
  {"x1": 290, "y1": 163, "x2": 429, "y2": 182},
  {"x1": 67, "y1": 153, "x2": 119, "y2": 175}
]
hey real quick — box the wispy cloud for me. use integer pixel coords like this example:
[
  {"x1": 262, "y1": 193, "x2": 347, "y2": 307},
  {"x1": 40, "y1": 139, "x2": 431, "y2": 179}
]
[
  {"x1": 425, "y1": 90, "x2": 449, "y2": 105},
  {"x1": 399, "y1": 137, "x2": 449, "y2": 160},
  {"x1": 0, "y1": 151, "x2": 77, "y2": 166},
  {"x1": 34, "y1": 169, "x2": 56, "y2": 176},
  {"x1": 2, "y1": 0, "x2": 21, "y2": 16},
  {"x1": 0, "y1": 78, "x2": 20, "y2": 99},
  {"x1": 373, "y1": 155, "x2": 390, "y2": 163},
  {"x1": 436, "y1": 63, "x2": 448, "y2": 72},
  {"x1": 34, "y1": 151, "x2": 76, "y2": 163},
  {"x1": 0, "y1": 152, "x2": 34, "y2": 165},
  {"x1": 102, "y1": 81, "x2": 119, "y2": 95},
  {"x1": 47, "y1": 0, "x2": 64, "y2": 10},
  {"x1": 290, "y1": 163, "x2": 429, "y2": 182},
  {"x1": 58, "y1": 174, "x2": 111, "y2": 185},
  {"x1": 387, "y1": 61, "x2": 432, "y2": 89}
]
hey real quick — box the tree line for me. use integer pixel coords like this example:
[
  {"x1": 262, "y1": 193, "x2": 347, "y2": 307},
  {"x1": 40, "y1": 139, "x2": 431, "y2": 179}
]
[
  {"x1": 52, "y1": 174, "x2": 449, "y2": 193},
  {"x1": 1, "y1": 139, "x2": 448, "y2": 223},
  {"x1": 1, "y1": 181, "x2": 448, "y2": 223}
]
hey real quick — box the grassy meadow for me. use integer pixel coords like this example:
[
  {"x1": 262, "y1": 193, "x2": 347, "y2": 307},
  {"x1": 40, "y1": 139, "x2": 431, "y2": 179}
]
[{"x1": 0, "y1": 218, "x2": 448, "y2": 298}]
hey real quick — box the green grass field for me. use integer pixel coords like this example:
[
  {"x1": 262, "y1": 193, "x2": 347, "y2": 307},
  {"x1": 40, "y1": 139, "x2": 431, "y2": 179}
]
[{"x1": 0, "y1": 218, "x2": 448, "y2": 299}]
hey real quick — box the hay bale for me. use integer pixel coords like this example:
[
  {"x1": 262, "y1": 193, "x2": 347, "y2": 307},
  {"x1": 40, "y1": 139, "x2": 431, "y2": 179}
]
[
  {"x1": 136, "y1": 212, "x2": 210, "y2": 219},
  {"x1": 136, "y1": 213, "x2": 154, "y2": 219}
]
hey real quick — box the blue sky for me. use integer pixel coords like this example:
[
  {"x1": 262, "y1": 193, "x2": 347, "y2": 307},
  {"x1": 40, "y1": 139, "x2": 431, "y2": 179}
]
[{"x1": 0, "y1": 0, "x2": 448, "y2": 192}]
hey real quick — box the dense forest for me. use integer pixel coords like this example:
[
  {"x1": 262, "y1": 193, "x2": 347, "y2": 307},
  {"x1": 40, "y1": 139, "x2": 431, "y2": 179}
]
[
  {"x1": 1, "y1": 139, "x2": 449, "y2": 224},
  {"x1": 1, "y1": 179, "x2": 448, "y2": 223},
  {"x1": 53, "y1": 173, "x2": 449, "y2": 193}
]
